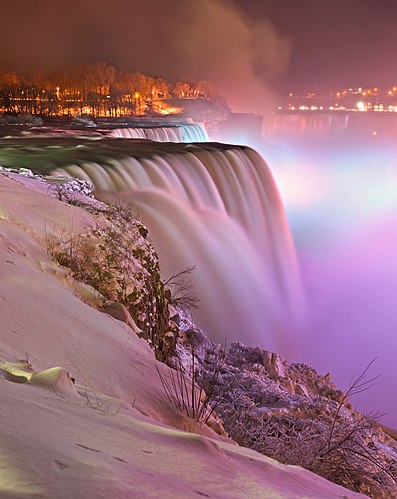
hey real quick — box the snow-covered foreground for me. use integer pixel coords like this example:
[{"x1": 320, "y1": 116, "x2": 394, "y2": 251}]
[{"x1": 0, "y1": 173, "x2": 365, "y2": 498}]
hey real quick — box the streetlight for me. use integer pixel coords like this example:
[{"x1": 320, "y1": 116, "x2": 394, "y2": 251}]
[{"x1": 134, "y1": 92, "x2": 140, "y2": 115}]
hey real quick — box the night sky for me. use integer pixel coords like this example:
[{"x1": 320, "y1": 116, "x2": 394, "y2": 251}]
[{"x1": 1, "y1": 0, "x2": 397, "y2": 111}]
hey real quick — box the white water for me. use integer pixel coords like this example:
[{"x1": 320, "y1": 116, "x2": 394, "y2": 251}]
[
  {"x1": 109, "y1": 123, "x2": 208, "y2": 142},
  {"x1": 110, "y1": 127, "x2": 181, "y2": 142},
  {"x1": 53, "y1": 142, "x2": 302, "y2": 354},
  {"x1": 180, "y1": 123, "x2": 209, "y2": 142}
]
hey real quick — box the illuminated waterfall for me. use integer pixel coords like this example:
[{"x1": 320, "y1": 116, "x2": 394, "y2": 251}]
[
  {"x1": 180, "y1": 123, "x2": 209, "y2": 142},
  {"x1": 109, "y1": 123, "x2": 208, "y2": 142},
  {"x1": 0, "y1": 122, "x2": 209, "y2": 143},
  {"x1": 110, "y1": 126, "x2": 182, "y2": 142},
  {"x1": 48, "y1": 138, "x2": 302, "y2": 353}
]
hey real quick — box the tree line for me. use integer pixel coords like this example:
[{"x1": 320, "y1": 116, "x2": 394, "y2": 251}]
[{"x1": 0, "y1": 62, "x2": 218, "y2": 117}]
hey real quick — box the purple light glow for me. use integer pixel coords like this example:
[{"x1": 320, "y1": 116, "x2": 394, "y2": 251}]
[{"x1": 261, "y1": 121, "x2": 397, "y2": 427}]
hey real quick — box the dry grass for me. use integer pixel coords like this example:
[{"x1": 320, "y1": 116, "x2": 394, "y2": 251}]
[
  {"x1": 156, "y1": 354, "x2": 215, "y2": 424},
  {"x1": 155, "y1": 348, "x2": 231, "y2": 428}
]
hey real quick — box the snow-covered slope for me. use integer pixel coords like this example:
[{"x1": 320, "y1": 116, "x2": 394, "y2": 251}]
[{"x1": 0, "y1": 173, "x2": 365, "y2": 498}]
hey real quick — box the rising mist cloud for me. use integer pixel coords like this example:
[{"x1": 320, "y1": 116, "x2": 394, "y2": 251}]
[
  {"x1": 164, "y1": 0, "x2": 291, "y2": 113},
  {"x1": 0, "y1": 0, "x2": 291, "y2": 113}
]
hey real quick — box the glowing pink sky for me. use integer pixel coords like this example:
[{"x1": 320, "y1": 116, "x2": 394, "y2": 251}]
[{"x1": 1, "y1": 0, "x2": 396, "y2": 97}]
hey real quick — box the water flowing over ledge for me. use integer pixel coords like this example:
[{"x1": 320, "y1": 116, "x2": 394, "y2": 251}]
[
  {"x1": 108, "y1": 123, "x2": 209, "y2": 142},
  {"x1": 0, "y1": 122, "x2": 209, "y2": 143},
  {"x1": 0, "y1": 135, "x2": 302, "y2": 354}
]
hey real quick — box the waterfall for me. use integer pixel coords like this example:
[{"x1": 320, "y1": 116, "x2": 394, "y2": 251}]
[
  {"x1": 110, "y1": 126, "x2": 181, "y2": 142},
  {"x1": 0, "y1": 122, "x2": 209, "y2": 143},
  {"x1": 180, "y1": 123, "x2": 209, "y2": 142},
  {"x1": 45, "y1": 138, "x2": 303, "y2": 353},
  {"x1": 109, "y1": 123, "x2": 208, "y2": 143},
  {"x1": 0, "y1": 135, "x2": 301, "y2": 352}
]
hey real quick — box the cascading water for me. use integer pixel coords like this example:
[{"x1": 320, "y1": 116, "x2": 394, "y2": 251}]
[
  {"x1": 109, "y1": 122, "x2": 208, "y2": 142},
  {"x1": 0, "y1": 136, "x2": 302, "y2": 354},
  {"x1": 57, "y1": 142, "x2": 302, "y2": 352},
  {"x1": 180, "y1": 123, "x2": 209, "y2": 142},
  {"x1": 0, "y1": 121, "x2": 208, "y2": 143},
  {"x1": 110, "y1": 126, "x2": 182, "y2": 142}
]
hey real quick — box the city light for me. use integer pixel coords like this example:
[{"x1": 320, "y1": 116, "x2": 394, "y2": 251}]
[{"x1": 279, "y1": 85, "x2": 397, "y2": 113}]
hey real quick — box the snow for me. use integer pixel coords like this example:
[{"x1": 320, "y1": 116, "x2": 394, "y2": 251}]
[{"x1": 0, "y1": 173, "x2": 365, "y2": 498}]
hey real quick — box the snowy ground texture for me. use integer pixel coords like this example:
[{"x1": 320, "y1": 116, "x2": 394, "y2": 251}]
[{"x1": 0, "y1": 172, "x2": 371, "y2": 498}]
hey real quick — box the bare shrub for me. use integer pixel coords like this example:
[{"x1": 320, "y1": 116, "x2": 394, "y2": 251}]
[
  {"x1": 211, "y1": 355, "x2": 397, "y2": 497},
  {"x1": 48, "y1": 178, "x2": 94, "y2": 202},
  {"x1": 0, "y1": 113, "x2": 43, "y2": 126},
  {"x1": 164, "y1": 267, "x2": 200, "y2": 311}
]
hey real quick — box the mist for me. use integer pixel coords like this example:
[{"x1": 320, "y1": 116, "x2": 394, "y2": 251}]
[
  {"x1": 261, "y1": 124, "x2": 397, "y2": 427},
  {"x1": 0, "y1": 0, "x2": 290, "y2": 114}
]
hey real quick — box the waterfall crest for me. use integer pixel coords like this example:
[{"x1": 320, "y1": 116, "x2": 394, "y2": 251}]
[
  {"x1": 109, "y1": 123, "x2": 208, "y2": 142},
  {"x1": 50, "y1": 139, "x2": 302, "y2": 352},
  {"x1": 0, "y1": 135, "x2": 301, "y2": 352},
  {"x1": 110, "y1": 126, "x2": 182, "y2": 142}
]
